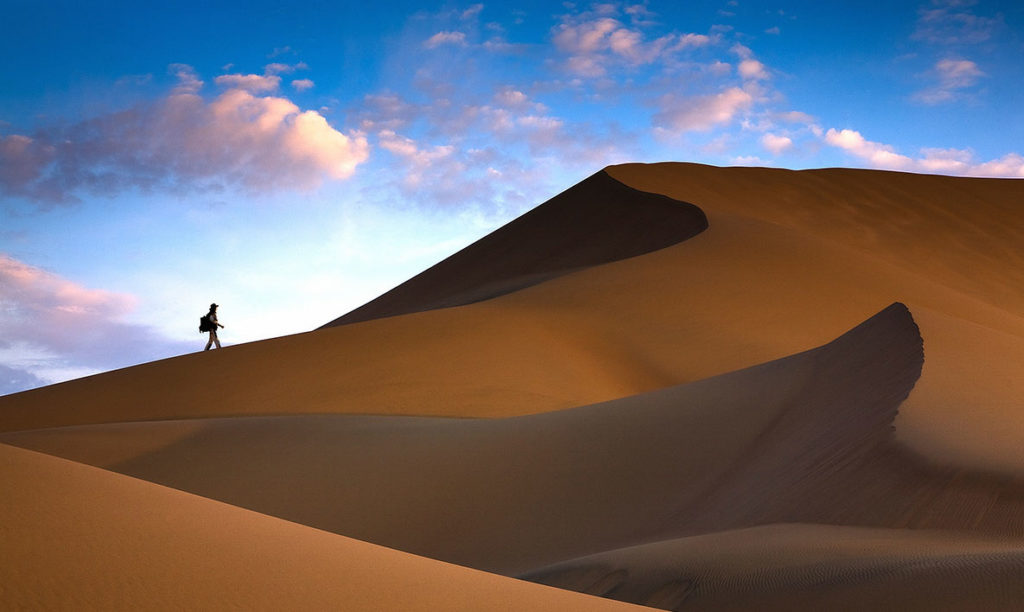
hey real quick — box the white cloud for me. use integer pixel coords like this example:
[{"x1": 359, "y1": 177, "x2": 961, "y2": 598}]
[
  {"x1": 824, "y1": 128, "x2": 914, "y2": 169},
  {"x1": 0, "y1": 66, "x2": 370, "y2": 203},
  {"x1": 738, "y1": 58, "x2": 768, "y2": 80},
  {"x1": 761, "y1": 132, "x2": 793, "y2": 154},
  {"x1": 654, "y1": 87, "x2": 753, "y2": 133},
  {"x1": 291, "y1": 78, "x2": 315, "y2": 91},
  {"x1": 214, "y1": 73, "x2": 282, "y2": 92},
  {"x1": 824, "y1": 127, "x2": 1024, "y2": 177},
  {"x1": 424, "y1": 31, "x2": 468, "y2": 48},
  {"x1": 732, "y1": 44, "x2": 768, "y2": 81},
  {"x1": 913, "y1": 58, "x2": 985, "y2": 104},
  {"x1": 264, "y1": 61, "x2": 309, "y2": 75}
]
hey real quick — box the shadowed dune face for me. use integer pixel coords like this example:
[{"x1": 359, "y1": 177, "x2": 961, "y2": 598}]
[{"x1": 321, "y1": 169, "x2": 708, "y2": 326}]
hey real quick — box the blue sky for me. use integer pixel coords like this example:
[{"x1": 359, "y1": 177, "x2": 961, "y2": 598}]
[{"x1": 1, "y1": 0, "x2": 1023, "y2": 395}]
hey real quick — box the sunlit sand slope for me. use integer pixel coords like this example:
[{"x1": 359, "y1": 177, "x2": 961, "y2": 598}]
[
  {"x1": 321, "y1": 169, "x2": 708, "y2": 326},
  {"x1": 0, "y1": 443, "x2": 646, "y2": 611}
]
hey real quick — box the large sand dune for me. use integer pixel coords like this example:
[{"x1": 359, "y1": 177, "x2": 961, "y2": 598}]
[{"x1": 3, "y1": 162, "x2": 1024, "y2": 609}]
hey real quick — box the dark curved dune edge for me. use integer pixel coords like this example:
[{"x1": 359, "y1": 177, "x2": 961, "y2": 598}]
[
  {"x1": 524, "y1": 524, "x2": 1024, "y2": 611},
  {"x1": 15, "y1": 302, "x2": 1024, "y2": 606},
  {"x1": 320, "y1": 169, "x2": 708, "y2": 327}
]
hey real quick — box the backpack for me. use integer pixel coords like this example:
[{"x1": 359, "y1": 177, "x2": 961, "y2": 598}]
[{"x1": 199, "y1": 314, "x2": 213, "y2": 333}]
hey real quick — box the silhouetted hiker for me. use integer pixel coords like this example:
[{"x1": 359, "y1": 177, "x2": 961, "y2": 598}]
[{"x1": 201, "y1": 303, "x2": 225, "y2": 350}]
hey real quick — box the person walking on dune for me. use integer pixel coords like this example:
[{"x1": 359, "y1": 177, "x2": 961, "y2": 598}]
[{"x1": 201, "y1": 303, "x2": 225, "y2": 351}]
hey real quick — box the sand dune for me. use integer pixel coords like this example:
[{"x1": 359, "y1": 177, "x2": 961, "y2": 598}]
[
  {"x1": 4, "y1": 301, "x2": 922, "y2": 573},
  {"x1": 4, "y1": 162, "x2": 1024, "y2": 609},
  {"x1": 321, "y1": 170, "x2": 709, "y2": 326},
  {"x1": 0, "y1": 443, "x2": 644, "y2": 611}
]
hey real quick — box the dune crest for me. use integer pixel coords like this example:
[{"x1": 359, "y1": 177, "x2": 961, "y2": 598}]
[{"x1": 322, "y1": 169, "x2": 708, "y2": 326}]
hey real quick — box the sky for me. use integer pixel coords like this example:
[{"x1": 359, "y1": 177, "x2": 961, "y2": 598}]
[{"x1": 1, "y1": 0, "x2": 1023, "y2": 395}]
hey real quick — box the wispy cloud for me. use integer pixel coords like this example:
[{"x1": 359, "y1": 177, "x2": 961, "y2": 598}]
[
  {"x1": 424, "y1": 30, "x2": 468, "y2": 48},
  {"x1": 912, "y1": 58, "x2": 985, "y2": 104},
  {"x1": 0, "y1": 65, "x2": 369, "y2": 205},
  {"x1": 213, "y1": 73, "x2": 282, "y2": 92},
  {"x1": 913, "y1": 0, "x2": 1001, "y2": 45}
]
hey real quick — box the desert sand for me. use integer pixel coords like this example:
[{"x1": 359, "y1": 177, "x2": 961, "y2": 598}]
[{"x1": 3, "y1": 162, "x2": 1024, "y2": 609}]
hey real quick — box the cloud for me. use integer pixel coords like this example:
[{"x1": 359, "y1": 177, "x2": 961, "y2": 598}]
[
  {"x1": 424, "y1": 31, "x2": 468, "y2": 48},
  {"x1": 0, "y1": 65, "x2": 370, "y2": 204},
  {"x1": 738, "y1": 58, "x2": 768, "y2": 80},
  {"x1": 913, "y1": 0, "x2": 1001, "y2": 45},
  {"x1": 761, "y1": 132, "x2": 793, "y2": 154},
  {"x1": 214, "y1": 73, "x2": 282, "y2": 92},
  {"x1": 461, "y1": 4, "x2": 483, "y2": 20},
  {"x1": 824, "y1": 128, "x2": 914, "y2": 169},
  {"x1": 913, "y1": 58, "x2": 985, "y2": 104},
  {"x1": 654, "y1": 87, "x2": 753, "y2": 133},
  {"x1": 551, "y1": 9, "x2": 712, "y2": 77},
  {"x1": 291, "y1": 78, "x2": 315, "y2": 91},
  {"x1": 0, "y1": 254, "x2": 194, "y2": 394},
  {"x1": 264, "y1": 61, "x2": 309, "y2": 75},
  {"x1": 824, "y1": 128, "x2": 1024, "y2": 177}
]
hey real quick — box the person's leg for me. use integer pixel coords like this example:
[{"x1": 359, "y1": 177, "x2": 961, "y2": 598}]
[
  {"x1": 212, "y1": 329, "x2": 221, "y2": 349},
  {"x1": 205, "y1": 331, "x2": 214, "y2": 350}
]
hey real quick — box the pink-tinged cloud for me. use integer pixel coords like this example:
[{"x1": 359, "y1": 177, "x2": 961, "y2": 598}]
[
  {"x1": 214, "y1": 73, "x2": 282, "y2": 92},
  {"x1": 424, "y1": 31, "x2": 468, "y2": 48},
  {"x1": 654, "y1": 87, "x2": 753, "y2": 133},
  {"x1": 0, "y1": 66, "x2": 370, "y2": 203},
  {"x1": 291, "y1": 78, "x2": 315, "y2": 91},
  {"x1": 0, "y1": 254, "x2": 194, "y2": 394},
  {"x1": 824, "y1": 128, "x2": 1024, "y2": 177}
]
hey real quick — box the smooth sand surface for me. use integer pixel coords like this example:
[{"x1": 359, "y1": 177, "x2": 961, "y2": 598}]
[
  {"x1": 526, "y1": 524, "x2": 1024, "y2": 611},
  {"x1": 3, "y1": 162, "x2": 1024, "y2": 609},
  {"x1": 0, "y1": 443, "x2": 646, "y2": 611}
]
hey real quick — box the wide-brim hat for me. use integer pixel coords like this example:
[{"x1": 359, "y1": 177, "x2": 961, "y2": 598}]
[{"x1": 210, "y1": 303, "x2": 219, "y2": 308}]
